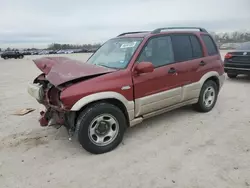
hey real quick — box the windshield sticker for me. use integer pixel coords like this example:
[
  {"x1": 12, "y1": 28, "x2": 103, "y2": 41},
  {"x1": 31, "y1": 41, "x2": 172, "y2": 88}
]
[{"x1": 120, "y1": 42, "x2": 137, "y2": 48}]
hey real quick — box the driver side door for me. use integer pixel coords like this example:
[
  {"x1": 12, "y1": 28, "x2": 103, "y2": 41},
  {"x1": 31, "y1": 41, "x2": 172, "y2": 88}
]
[{"x1": 132, "y1": 35, "x2": 183, "y2": 117}]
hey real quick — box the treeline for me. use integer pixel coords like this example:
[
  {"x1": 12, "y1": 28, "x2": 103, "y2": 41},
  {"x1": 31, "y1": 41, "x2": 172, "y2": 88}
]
[
  {"x1": 1, "y1": 31, "x2": 250, "y2": 51},
  {"x1": 211, "y1": 31, "x2": 250, "y2": 43},
  {"x1": 47, "y1": 43, "x2": 102, "y2": 50},
  {"x1": 46, "y1": 31, "x2": 250, "y2": 50},
  {"x1": 3, "y1": 47, "x2": 37, "y2": 51}
]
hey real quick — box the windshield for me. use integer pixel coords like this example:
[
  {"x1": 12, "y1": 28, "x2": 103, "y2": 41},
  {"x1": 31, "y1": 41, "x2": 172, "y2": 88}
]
[
  {"x1": 236, "y1": 42, "x2": 250, "y2": 50},
  {"x1": 87, "y1": 38, "x2": 143, "y2": 69}
]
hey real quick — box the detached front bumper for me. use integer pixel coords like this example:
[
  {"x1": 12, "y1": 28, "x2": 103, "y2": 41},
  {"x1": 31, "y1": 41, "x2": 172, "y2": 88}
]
[
  {"x1": 27, "y1": 83, "x2": 66, "y2": 127},
  {"x1": 38, "y1": 108, "x2": 65, "y2": 127}
]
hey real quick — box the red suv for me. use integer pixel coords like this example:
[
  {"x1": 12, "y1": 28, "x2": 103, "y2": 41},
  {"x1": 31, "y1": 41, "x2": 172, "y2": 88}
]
[{"x1": 28, "y1": 27, "x2": 225, "y2": 154}]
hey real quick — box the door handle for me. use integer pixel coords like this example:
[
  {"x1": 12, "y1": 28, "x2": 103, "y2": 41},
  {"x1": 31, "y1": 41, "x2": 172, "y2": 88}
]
[
  {"x1": 168, "y1": 67, "x2": 176, "y2": 74},
  {"x1": 199, "y1": 61, "x2": 206, "y2": 66}
]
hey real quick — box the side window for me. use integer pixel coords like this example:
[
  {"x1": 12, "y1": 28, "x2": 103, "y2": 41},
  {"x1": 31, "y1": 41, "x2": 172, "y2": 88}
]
[
  {"x1": 201, "y1": 34, "x2": 218, "y2": 56},
  {"x1": 190, "y1": 35, "x2": 203, "y2": 58},
  {"x1": 171, "y1": 35, "x2": 192, "y2": 62},
  {"x1": 137, "y1": 36, "x2": 174, "y2": 68}
]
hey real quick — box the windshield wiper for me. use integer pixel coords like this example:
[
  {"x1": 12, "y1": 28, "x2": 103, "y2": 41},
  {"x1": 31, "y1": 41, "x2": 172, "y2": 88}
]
[
  {"x1": 97, "y1": 63, "x2": 119, "y2": 69},
  {"x1": 98, "y1": 64, "x2": 111, "y2": 68}
]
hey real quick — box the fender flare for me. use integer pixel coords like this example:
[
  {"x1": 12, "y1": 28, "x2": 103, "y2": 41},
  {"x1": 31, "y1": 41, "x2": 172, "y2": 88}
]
[
  {"x1": 70, "y1": 91, "x2": 134, "y2": 112},
  {"x1": 199, "y1": 71, "x2": 220, "y2": 87}
]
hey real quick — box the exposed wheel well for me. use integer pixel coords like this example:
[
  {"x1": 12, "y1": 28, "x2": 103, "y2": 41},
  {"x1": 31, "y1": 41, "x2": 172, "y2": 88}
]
[
  {"x1": 205, "y1": 76, "x2": 220, "y2": 91},
  {"x1": 75, "y1": 98, "x2": 130, "y2": 127}
]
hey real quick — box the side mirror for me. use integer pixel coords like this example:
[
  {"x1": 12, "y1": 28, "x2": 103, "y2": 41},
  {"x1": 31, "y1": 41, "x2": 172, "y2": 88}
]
[{"x1": 135, "y1": 62, "x2": 154, "y2": 74}]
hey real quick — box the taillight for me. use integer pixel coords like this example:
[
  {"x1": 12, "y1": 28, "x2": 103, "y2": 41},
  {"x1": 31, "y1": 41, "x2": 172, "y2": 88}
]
[{"x1": 224, "y1": 53, "x2": 232, "y2": 59}]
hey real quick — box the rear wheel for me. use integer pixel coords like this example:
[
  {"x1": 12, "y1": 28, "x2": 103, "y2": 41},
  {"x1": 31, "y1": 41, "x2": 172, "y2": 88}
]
[
  {"x1": 193, "y1": 80, "x2": 218, "y2": 112},
  {"x1": 76, "y1": 102, "x2": 127, "y2": 154},
  {"x1": 19, "y1": 55, "x2": 24, "y2": 59},
  {"x1": 227, "y1": 73, "x2": 237, "y2": 78}
]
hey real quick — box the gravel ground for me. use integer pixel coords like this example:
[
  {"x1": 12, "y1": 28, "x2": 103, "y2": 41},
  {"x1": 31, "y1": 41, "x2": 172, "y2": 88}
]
[{"x1": 0, "y1": 51, "x2": 250, "y2": 188}]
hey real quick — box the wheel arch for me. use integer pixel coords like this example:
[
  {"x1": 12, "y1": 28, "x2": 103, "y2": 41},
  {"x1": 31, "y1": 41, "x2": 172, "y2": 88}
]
[
  {"x1": 78, "y1": 98, "x2": 130, "y2": 126},
  {"x1": 71, "y1": 92, "x2": 134, "y2": 127},
  {"x1": 199, "y1": 71, "x2": 220, "y2": 90},
  {"x1": 205, "y1": 76, "x2": 220, "y2": 90}
]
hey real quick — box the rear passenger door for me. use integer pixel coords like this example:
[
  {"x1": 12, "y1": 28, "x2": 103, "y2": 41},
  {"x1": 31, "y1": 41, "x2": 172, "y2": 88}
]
[
  {"x1": 200, "y1": 34, "x2": 223, "y2": 76},
  {"x1": 185, "y1": 33, "x2": 221, "y2": 84},
  {"x1": 170, "y1": 34, "x2": 205, "y2": 101}
]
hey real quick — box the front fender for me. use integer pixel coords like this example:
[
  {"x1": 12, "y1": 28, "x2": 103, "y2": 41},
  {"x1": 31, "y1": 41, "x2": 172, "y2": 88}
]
[{"x1": 70, "y1": 91, "x2": 134, "y2": 120}]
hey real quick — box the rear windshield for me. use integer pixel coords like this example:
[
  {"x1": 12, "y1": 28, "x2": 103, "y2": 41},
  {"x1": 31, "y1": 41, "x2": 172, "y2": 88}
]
[{"x1": 236, "y1": 42, "x2": 250, "y2": 50}]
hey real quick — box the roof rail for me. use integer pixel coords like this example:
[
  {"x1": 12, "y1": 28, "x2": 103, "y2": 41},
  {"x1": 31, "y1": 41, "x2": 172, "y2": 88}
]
[
  {"x1": 117, "y1": 31, "x2": 149, "y2": 37},
  {"x1": 151, "y1": 27, "x2": 208, "y2": 34}
]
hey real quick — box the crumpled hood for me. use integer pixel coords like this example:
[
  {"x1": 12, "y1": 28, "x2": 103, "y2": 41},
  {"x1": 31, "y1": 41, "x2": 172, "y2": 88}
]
[{"x1": 33, "y1": 57, "x2": 116, "y2": 86}]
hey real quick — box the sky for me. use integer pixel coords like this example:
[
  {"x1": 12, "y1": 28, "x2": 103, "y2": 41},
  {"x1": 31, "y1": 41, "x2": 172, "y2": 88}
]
[{"x1": 0, "y1": 0, "x2": 250, "y2": 48}]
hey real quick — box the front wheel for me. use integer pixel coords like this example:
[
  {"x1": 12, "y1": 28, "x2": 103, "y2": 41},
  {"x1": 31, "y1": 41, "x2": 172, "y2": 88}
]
[
  {"x1": 19, "y1": 55, "x2": 24, "y2": 59},
  {"x1": 76, "y1": 102, "x2": 127, "y2": 154},
  {"x1": 193, "y1": 80, "x2": 218, "y2": 112}
]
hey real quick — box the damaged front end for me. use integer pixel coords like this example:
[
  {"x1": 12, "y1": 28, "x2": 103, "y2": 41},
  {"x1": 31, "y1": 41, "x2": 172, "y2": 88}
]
[
  {"x1": 27, "y1": 73, "x2": 76, "y2": 132},
  {"x1": 28, "y1": 57, "x2": 116, "y2": 136}
]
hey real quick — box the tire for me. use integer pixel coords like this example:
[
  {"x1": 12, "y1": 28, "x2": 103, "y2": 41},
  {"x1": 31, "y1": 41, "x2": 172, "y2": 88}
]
[
  {"x1": 3, "y1": 56, "x2": 8, "y2": 60},
  {"x1": 76, "y1": 102, "x2": 127, "y2": 154},
  {"x1": 193, "y1": 80, "x2": 218, "y2": 112},
  {"x1": 227, "y1": 73, "x2": 237, "y2": 78},
  {"x1": 19, "y1": 55, "x2": 24, "y2": 59}
]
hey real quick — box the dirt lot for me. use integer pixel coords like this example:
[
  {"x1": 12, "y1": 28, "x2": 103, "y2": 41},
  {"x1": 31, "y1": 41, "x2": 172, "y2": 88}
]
[{"x1": 0, "y1": 51, "x2": 250, "y2": 188}]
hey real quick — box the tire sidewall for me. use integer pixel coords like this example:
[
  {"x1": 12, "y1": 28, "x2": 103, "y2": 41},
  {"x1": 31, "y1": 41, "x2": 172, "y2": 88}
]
[
  {"x1": 198, "y1": 80, "x2": 218, "y2": 112},
  {"x1": 76, "y1": 103, "x2": 127, "y2": 154}
]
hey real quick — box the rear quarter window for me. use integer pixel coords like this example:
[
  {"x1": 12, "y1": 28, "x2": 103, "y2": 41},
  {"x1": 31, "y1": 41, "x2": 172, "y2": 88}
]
[
  {"x1": 201, "y1": 34, "x2": 218, "y2": 56},
  {"x1": 190, "y1": 35, "x2": 203, "y2": 58}
]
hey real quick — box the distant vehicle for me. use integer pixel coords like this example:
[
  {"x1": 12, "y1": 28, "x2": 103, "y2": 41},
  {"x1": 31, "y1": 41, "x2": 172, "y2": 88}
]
[
  {"x1": 220, "y1": 43, "x2": 240, "y2": 50},
  {"x1": 64, "y1": 50, "x2": 74, "y2": 54},
  {"x1": 31, "y1": 51, "x2": 39, "y2": 55},
  {"x1": 73, "y1": 48, "x2": 89, "y2": 53},
  {"x1": 28, "y1": 27, "x2": 225, "y2": 154},
  {"x1": 21, "y1": 51, "x2": 32, "y2": 55},
  {"x1": 1, "y1": 51, "x2": 24, "y2": 59},
  {"x1": 49, "y1": 50, "x2": 56, "y2": 54},
  {"x1": 88, "y1": 48, "x2": 99, "y2": 53},
  {"x1": 224, "y1": 42, "x2": 250, "y2": 78},
  {"x1": 38, "y1": 50, "x2": 49, "y2": 55},
  {"x1": 56, "y1": 50, "x2": 65, "y2": 54}
]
